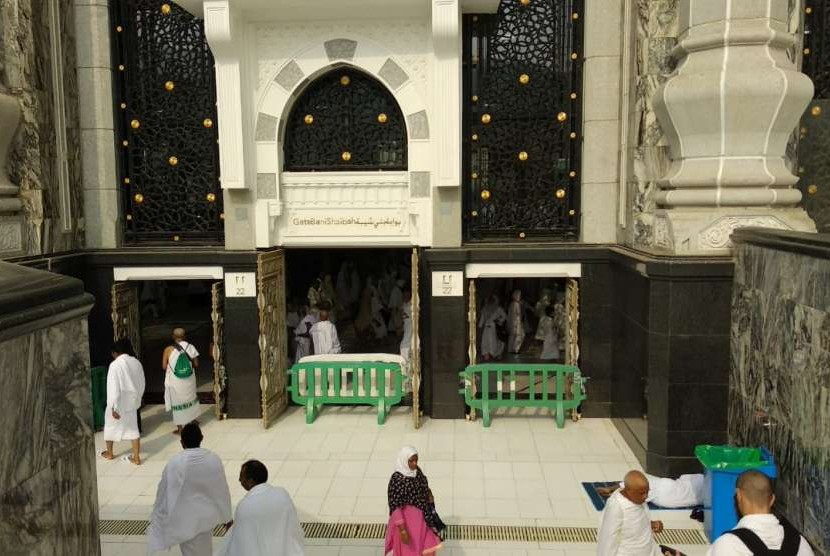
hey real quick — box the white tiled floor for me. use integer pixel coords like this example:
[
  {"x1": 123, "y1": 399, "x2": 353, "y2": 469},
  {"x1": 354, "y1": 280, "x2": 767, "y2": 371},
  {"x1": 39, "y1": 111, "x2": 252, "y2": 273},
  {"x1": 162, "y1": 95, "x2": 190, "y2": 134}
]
[{"x1": 97, "y1": 404, "x2": 709, "y2": 555}]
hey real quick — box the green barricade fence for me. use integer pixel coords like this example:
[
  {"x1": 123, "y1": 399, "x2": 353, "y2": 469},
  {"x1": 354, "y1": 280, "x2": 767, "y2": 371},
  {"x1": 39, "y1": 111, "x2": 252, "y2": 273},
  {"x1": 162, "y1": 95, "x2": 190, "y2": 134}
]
[
  {"x1": 458, "y1": 363, "x2": 587, "y2": 428},
  {"x1": 287, "y1": 361, "x2": 404, "y2": 425},
  {"x1": 91, "y1": 366, "x2": 108, "y2": 430}
]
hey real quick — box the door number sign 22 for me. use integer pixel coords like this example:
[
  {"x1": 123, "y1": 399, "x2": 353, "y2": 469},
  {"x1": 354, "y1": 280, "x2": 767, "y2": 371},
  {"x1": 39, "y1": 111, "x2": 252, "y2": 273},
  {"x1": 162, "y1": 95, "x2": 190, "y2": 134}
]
[
  {"x1": 224, "y1": 272, "x2": 256, "y2": 298},
  {"x1": 431, "y1": 271, "x2": 463, "y2": 297}
]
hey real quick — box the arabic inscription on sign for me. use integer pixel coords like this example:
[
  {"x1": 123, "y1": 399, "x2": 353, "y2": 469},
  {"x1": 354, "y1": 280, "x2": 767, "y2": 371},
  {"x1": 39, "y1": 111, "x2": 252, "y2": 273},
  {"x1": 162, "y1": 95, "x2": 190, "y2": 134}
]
[{"x1": 291, "y1": 215, "x2": 403, "y2": 228}]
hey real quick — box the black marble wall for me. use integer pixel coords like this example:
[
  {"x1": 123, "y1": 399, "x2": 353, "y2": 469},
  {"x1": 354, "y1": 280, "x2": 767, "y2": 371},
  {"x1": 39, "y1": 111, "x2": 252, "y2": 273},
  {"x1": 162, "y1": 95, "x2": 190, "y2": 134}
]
[
  {"x1": 421, "y1": 245, "x2": 732, "y2": 468},
  {"x1": 731, "y1": 229, "x2": 830, "y2": 553},
  {"x1": 0, "y1": 263, "x2": 98, "y2": 555},
  {"x1": 610, "y1": 253, "x2": 733, "y2": 476},
  {"x1": 223, "y1": 262, "x2": 263, "y2": 419}
]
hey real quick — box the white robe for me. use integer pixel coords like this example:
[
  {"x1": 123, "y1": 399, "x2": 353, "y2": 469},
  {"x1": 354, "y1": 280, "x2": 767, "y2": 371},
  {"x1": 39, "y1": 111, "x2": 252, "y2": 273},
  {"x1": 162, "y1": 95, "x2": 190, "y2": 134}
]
[
  {"x1": 707, "y1": 514, "x2": 815, "y2": 556},
  {"x1": 400, "y1": 301, "x2": 413, "y2": 361},
  {"x1": 310, "y1": 320, "x2": 341, "y2": 355},
  {"x1": 597, "y1": 491, "x2": 661, "y2": 556},
  {"x1": 220, "y1": 484, "x2": 304, "y2": 556},
  {"x1": 635, "y1": 473, "x2": 704, "y2": 508},
  {"x1": 507, "y1": 300, "x2": 525, "y2": 353},
  {"x1": 370, "y1": 287, "x2": 387, "y2": 339},
  {"x1": 104, "y1": 354, "x2": 146, "y2": 442},
  {"x1": 148, "y1": 447, "x2": 232, "y2": 553},
  {"x1": 388, "y1": 285, "x2": 404, "y2": 333},
  {"x1": 478, "y1": 304, "x2": 506, "y2": 359},
  {"x1": 294, "y1": 314, "x2": 318, "y2": 361},
  {"x1": 540, "y1": 316, "x2": 559, "y2": 360},
  {"x1": 165, "y1": 341, "x2": 201, "y2": 425}
]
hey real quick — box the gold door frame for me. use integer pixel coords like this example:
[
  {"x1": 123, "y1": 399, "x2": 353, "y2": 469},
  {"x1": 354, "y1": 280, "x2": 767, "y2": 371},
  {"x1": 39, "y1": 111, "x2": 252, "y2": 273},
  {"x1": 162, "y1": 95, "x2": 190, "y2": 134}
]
[
  {"x1": 257, "y1": 250, "x2": 288, "y2": 428},
  {"x1": 467, "y1": 278, "x2": 477, "y2": 420},
  {"x1": 411, "y1": 247, "x2": 422, "y2": 429},
  {"x1": 565, "y1": 278, "x2": 580, "y2": 420},
  {"x1": 111, "y1": 282, "x2": 141, "y2": 355},
  {"x1": 211, "y1": 281, "x2": 227, "y2": 419},
  {"x1": 565, "y1": 278, "x2": 580, "y2": 366}
]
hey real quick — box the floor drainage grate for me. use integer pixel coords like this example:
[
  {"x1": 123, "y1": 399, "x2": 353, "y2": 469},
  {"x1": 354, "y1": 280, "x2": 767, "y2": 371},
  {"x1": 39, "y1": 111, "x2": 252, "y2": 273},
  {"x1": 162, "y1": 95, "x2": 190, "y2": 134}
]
[{"x1": 99, "y1": 520, "x2": 707, "y2": 545}]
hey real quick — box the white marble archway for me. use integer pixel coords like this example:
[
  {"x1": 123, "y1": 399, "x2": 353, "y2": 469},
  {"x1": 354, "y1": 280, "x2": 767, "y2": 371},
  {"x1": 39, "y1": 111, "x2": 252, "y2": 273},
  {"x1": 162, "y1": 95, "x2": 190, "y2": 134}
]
[{"x1": 251, "y1": 36, "x2": 433, "y2": 247}]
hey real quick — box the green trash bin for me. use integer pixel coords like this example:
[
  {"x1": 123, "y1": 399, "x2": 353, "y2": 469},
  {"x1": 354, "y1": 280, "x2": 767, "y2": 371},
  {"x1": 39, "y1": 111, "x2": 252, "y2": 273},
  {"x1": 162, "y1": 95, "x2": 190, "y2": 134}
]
[{"x1": 91, "y1": 366, "x2": 108, "y2": 430}]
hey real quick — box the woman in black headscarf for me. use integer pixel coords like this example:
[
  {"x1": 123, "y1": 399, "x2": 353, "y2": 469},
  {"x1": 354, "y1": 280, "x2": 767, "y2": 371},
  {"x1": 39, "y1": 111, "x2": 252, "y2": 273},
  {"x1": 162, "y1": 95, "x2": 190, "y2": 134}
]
[{"x1": 385, "y1": 446, "x2": 445, "y2": 555}]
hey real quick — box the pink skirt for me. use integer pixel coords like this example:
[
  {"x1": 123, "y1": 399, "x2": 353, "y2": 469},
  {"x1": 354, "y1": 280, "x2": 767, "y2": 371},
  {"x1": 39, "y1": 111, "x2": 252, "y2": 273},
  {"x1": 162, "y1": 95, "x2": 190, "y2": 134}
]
[{"x1": 385, "y1": 505, "x2": 443, "y2": 556}]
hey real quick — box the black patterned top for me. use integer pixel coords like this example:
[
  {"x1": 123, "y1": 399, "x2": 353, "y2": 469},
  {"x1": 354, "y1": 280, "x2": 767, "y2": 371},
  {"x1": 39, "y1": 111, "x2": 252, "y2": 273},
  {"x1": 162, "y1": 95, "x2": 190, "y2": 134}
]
[{"x1": 387, "y1": 467, "x2": 442, "y2": 534}]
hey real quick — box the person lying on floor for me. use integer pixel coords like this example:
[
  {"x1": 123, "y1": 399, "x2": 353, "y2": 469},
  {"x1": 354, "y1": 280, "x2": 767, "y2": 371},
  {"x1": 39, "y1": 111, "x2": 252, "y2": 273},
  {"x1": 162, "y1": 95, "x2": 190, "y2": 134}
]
[{"x1": 598, "y1": 472, "x2": 704, "y2": 508}]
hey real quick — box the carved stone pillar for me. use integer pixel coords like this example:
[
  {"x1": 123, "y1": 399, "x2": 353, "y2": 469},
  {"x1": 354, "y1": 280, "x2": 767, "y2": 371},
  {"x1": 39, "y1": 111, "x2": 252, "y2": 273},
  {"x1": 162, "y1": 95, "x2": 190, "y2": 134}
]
[
  {"x1": 652, "y1": 0, "x2": 816, "y2": 254},
  {"x1": 0, "y1": 93, "x2": 22, "y2": 256}
]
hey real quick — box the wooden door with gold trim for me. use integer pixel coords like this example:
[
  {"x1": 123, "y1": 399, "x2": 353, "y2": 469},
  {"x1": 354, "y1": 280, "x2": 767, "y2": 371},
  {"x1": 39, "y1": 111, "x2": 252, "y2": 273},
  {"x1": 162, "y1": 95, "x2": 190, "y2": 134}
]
[
  {"x1": 565, "y1": 278, "x2": 580, "y2": 420},
  {"x1": 258, "y1": 250, "x2": 288, "y2": 428},
  {"x1": 467, "y1": 278, "x2": 478, "y2": 421},
  {"x1": 211, "y1": 281, "x2": 227, "y2": 419},
  {"x1": 111, "y1": 282, "x2": 141, "y2": 355}
]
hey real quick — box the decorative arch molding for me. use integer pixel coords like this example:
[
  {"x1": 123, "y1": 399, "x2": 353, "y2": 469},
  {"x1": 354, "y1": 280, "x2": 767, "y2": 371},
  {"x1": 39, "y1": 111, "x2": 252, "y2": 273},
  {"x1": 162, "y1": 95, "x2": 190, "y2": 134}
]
[
  {"x1": 251, "y1": 35, "x2": 433, "y2": 250},
  {"x1": 254, "y1": 36, "x2": 429, "y2": 147}
]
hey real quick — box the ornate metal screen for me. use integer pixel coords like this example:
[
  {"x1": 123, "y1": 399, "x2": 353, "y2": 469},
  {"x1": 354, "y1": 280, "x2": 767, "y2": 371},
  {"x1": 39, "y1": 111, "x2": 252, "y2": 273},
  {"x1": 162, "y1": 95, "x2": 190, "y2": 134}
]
[
  {"x1": 800, "y1": 2, "x2": 830, "y2": 233},
  {"x1": 112, "y1": 0, "x2": 223, "y2": 244},
  {"x1": 463, "y1": 0, "x2": 583, "y2": 241},
  {"x1": 283, "y1": 68, "x2": 407, "y2": 171}
]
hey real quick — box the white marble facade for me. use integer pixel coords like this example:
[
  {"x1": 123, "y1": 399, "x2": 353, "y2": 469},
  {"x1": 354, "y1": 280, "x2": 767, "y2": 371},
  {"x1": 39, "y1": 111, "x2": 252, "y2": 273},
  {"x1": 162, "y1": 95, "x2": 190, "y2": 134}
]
[
  {"x1": 195, "y1": 0, "x2": 455, "y2": 250},
  {"x1": 74, "y1": 0, "x2": 819, "y2": 254}
]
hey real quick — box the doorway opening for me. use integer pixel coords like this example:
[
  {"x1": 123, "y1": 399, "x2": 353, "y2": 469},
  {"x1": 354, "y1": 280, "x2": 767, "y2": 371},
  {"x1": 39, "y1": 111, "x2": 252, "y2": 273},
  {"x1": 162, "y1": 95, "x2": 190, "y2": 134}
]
[
  {"x1": 465, "y1": 265, "x2": 581, "y2": 419},
  {"x1": 135, "y1": 280, "x2": 215, "y2": 404},
  {"x1": 473, "y1": 277, "x2": 571, "y2": 364},
  {"x1": 285, "y1": 248, "x2": 414, "y2": 359}
]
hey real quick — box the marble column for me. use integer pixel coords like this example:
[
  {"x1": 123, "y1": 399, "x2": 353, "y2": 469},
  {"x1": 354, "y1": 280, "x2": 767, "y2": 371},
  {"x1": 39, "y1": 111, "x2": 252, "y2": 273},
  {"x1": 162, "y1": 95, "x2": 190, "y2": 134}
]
[
  {"x1": 652, "y1": 0, "x2": 816, "y2": 254},
  {"x1": 75, "y1": 0, "x2": 120, "y2": 248}
]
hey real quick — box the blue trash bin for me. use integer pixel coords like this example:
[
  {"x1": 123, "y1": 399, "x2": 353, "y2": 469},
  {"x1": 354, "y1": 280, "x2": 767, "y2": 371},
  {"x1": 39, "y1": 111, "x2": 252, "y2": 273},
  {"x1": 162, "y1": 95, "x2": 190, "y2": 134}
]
[{"x1": 695, "y1": 444, "x2": 777, "y2": 542}]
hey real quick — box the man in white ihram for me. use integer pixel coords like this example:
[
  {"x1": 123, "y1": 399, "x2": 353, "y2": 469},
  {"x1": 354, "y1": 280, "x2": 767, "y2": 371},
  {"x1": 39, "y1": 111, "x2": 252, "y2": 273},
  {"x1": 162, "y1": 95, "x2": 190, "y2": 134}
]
[
  {"x1": 100, "y1": 338, "x2": 145, "y2": 465},
  {"x1": 161, "y1": 327, "x2": 201, "y2": 435},
  {"x1": 597, "y1": 470, "x2": 666, "y2": 556},
  {"x1": 148, "y1": 423, "x2": 232, "y2": 555},
  {"x1": 310, "y1": 302, "x2": 341, "y2": 355},
  {"x1": 221, "y1": 460, "x2": 304, "y2": 556}
]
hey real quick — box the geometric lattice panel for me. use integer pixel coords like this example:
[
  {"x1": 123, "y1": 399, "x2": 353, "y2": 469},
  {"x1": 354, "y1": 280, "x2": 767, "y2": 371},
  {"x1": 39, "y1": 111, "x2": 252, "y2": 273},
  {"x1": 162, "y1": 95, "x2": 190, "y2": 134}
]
[
  {"x1": 112, "y1": 0, "x2": 224, "y2": 244},
  {"x1": 283, "y1": 68, "x2": 408, "y2": 172},
  {"x1": 800, "y1": 3, "x2": 830, "y2": 233},
  {"x1": 463, "y1": 0, "x2": 583, "y2": 241}
]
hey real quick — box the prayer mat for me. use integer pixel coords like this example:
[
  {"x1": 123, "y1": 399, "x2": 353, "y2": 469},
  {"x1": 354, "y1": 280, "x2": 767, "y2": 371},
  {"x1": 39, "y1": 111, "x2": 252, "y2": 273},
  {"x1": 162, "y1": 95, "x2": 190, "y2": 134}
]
[{"x1": 582, "y1": 482, "x2": 700, "y2": 512}]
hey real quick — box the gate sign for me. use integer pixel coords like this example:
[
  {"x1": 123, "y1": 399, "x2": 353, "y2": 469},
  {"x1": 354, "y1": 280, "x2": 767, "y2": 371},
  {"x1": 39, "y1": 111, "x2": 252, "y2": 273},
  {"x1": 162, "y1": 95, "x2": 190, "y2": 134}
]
[
  {"x1": 431, "y1": 271, "x2": 463, "y2": 297},
  {"x1": 225, "y1": 272, "x2": 256, "y2": 297}
]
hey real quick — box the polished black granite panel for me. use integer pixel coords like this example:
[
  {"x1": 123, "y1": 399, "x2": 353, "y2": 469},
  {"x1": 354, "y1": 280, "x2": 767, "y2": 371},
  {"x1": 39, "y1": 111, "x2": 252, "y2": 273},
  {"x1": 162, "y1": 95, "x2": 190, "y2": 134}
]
[{"x1": 731, "y1": 229, "x2": 830, "y2": 553}]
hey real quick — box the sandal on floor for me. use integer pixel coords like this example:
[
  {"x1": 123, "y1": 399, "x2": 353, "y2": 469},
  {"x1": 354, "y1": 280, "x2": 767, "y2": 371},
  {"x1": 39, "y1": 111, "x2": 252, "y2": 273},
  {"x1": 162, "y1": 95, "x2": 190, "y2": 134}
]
[
  {"x1": 100, "y1": 451, "x2": 114, "y2": 460},
  {"x1": 121, "y1": 455, "x2": 141, "y2": 466}
]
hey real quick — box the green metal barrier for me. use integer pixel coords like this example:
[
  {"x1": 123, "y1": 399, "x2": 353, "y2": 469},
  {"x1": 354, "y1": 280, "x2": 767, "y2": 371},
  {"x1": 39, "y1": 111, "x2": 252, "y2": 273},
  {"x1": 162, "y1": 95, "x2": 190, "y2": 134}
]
[
  {"x1": 458, "y1": 363, "x2": 587, "y2": 428},
  {"x1": 287, "y1": 361, "x2": 404, "y2": 425}
]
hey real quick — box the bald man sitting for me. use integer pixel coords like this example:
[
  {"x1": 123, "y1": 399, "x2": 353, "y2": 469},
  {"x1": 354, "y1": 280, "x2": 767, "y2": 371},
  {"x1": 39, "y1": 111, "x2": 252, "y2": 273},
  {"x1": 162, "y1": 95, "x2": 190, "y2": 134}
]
[
  {"x1": 707, "y1": 470, "x2": 814, "y2": 555},
  {"x1": 597, "y1": 470, "x2": 666, "y2": 556},
  {"x1": 162, "y1": 327, "x2": 201, "y2": 435}
]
